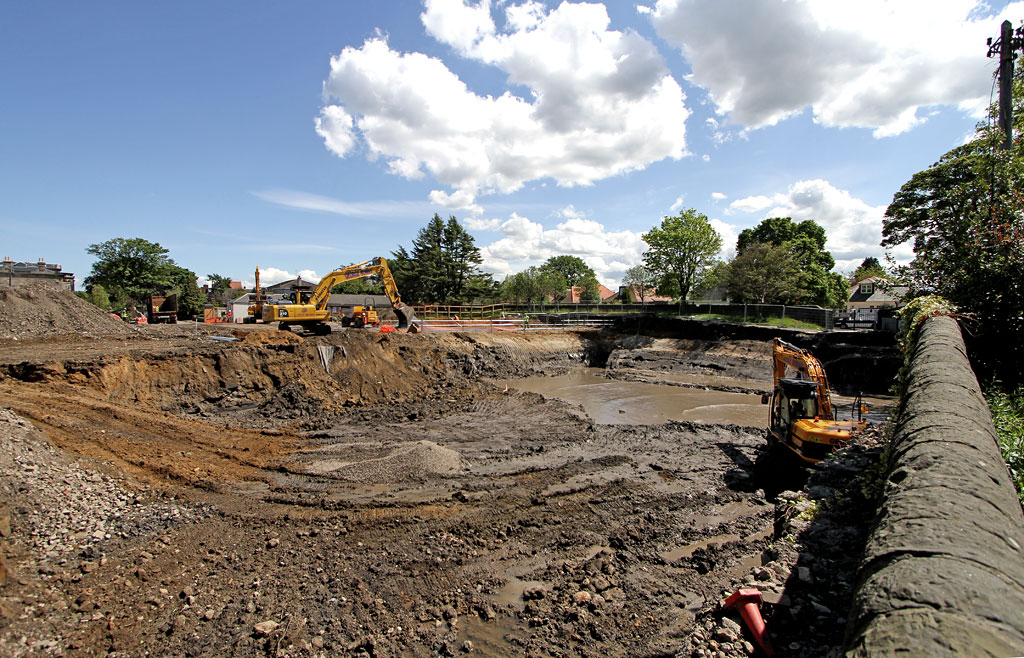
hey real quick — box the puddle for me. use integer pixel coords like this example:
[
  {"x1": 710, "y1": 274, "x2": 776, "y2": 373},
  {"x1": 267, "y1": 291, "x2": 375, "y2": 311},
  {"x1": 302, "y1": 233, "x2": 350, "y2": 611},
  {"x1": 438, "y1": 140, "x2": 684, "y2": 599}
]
[
  {"x1": 660, "y1": 532, "x2": 741, "y2": 563},
  {"x1": 500, "y1": 369, "x2": 764, "y2": 425},
  {"x1": 490, "y1": 577, "x2": 547, "y2": 608},
  {"x1": 692, "y1": 500, "x2": 754, "y2": 528},
  {"x1": 729, "y1": 552, "x2": 764, "y2": 577},
  {"x1": 458, "y1": 616, "x2": 518, "y2": 656}
]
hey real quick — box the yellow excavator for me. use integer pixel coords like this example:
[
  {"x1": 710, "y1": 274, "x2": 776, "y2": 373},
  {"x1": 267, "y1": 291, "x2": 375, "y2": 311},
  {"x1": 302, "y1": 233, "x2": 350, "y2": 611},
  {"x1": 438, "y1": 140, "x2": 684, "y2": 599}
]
[
  {"x1": 762, "y1": 338, "x2": 866, "y2": 463},
  {"x1": 262, "y1": 257, "x2": 418, "y2": 334}
]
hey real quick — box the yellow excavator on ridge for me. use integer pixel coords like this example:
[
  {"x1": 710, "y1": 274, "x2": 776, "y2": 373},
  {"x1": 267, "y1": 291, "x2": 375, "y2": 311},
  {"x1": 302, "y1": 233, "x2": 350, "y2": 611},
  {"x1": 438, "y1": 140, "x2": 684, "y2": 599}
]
[{"x1": 262, "y1": 257, "x2": 418, "y2": 334}]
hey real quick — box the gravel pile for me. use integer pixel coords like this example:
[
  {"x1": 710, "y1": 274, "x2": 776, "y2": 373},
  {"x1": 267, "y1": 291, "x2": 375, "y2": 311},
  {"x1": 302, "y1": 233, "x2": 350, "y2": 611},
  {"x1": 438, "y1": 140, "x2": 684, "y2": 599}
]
[
  {"x1": 0, "y1": 408, "x2": 206, "y2": 566},
  {"x1": 0, "y1": 284, "x2": 138, "y2": 340},
  {"x1": 313, "y1": 440, "x2": 466, "y2": 482}
]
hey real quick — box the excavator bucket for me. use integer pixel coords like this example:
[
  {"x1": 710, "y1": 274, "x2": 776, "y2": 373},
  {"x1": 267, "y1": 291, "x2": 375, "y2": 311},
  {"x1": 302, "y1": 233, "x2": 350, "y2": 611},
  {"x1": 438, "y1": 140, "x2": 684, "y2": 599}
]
[{"x1": 394, "y1": 304, "x2": 419, "y2": 331}]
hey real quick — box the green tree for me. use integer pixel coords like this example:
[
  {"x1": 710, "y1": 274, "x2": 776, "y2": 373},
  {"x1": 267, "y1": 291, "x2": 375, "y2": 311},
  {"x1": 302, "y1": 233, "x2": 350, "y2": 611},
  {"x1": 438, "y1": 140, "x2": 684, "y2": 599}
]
[
  {"x1": 395, "y1": 214, "x2": 489, "y2": 303},
  {"x1": 540, "y1": 255, "x2": 601, "y2": 302},
  {"x1": 206, "y1": 273, "x2": 232, "y2": 302},
  {"x1": 501, "y1": 267, "x2": 565, "y2": 304},
  {"x1": 541, "y1": 256, "x2": 593, "y2": 287},
  {"x1": 386, "y1": 246, "x2": 419, "y2": 301},
  {"x1": 621, "y1": 264, "x2": 659, "y2": 306},
  {"x1": 642, "y1": 209, "x2": 723, "y2": 308},
  {"x1": 723, "y1": 243, "x2": 802, "y2": 303},
  {"x1": 168, "y1": 266, "x2": 205, "y2": 319},
  {"x1": 735, "y1": 217, "x2": 844, "y2": 307},
  {"x1": 851, "y1": 257, "x2": 887, "y2": 283},
  {"x1": 882, "y1": 72, "x2": 1024, "y2": 385},
  {"x1": 74, "y1": 284, "x2": 113, "y2": 311},
  {"x1": 85, "y1": 237, "x2": 176, "y2": 305}
]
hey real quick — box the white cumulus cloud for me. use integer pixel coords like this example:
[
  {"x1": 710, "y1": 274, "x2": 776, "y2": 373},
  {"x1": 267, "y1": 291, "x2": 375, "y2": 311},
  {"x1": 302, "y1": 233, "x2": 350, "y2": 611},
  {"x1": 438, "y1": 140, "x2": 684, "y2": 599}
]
[
  {"x1": 650, "y1": 0, "x2": 1019, "y2": 136},
  {"x1": 478, "y1": 211, "x2": 647, "y2": 286},
  {"x1": 728, "y1": 179, "x2": 913, "y2": 270},
  {"x1": 318, "y1": 1, "x2": 690, "y2": 208},
  {"x1": 251, "y1": 267, "x2": 323, "y2": 287}
]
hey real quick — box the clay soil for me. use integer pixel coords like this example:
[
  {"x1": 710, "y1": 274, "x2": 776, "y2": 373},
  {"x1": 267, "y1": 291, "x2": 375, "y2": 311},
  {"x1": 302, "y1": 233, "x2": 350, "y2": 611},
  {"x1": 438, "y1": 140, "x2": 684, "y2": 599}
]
[{"x1": 0, "y1": 295, "x2": 892, "y2": 658}]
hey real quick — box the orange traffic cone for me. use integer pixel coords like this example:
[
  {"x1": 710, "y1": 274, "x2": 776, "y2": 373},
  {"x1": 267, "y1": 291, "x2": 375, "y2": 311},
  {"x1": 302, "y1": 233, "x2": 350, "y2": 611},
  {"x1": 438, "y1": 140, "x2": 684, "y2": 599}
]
[{"x1": 725, "y1": 588, "x2": 773, "y2": 656}]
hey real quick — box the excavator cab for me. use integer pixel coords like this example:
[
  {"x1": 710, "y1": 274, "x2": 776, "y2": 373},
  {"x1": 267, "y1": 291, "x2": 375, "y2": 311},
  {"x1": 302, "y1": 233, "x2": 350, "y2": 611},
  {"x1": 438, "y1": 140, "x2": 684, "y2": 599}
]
[
  {"x1": 767, "y1": 378, "x2": 855, "y2": 463},
  {"x1": 773, "y1": 379, "x2": 821, "y2": 432}
]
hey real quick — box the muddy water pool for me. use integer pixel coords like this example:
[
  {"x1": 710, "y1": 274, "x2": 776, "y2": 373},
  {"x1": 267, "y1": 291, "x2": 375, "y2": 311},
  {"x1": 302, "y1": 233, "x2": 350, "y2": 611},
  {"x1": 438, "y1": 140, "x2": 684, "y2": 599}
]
[{"x1": 500, "y1": 368, "x2": 766, "y2": 426}]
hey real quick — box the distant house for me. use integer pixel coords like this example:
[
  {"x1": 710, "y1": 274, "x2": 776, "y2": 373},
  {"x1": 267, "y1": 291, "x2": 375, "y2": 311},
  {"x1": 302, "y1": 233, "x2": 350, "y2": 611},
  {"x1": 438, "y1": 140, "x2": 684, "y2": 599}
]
[
  {"x1": 1, "y1": 257, "x2": 75, "y2": 290},
  {"x1": 616, "y1": 285, "x2": 673, "y2": 304},
  {"x1": 846, "y1": 277, "x2": 908, "y2": 312},
  {"x1": 560, "y1": 285, "x2": 618, "y2": 303},
  {"x1": 264, "y1": 277, "x2": 315, "y2": 298},
  {"x1": 228, "y1": 293, "x2": 255, "y2": 323}
]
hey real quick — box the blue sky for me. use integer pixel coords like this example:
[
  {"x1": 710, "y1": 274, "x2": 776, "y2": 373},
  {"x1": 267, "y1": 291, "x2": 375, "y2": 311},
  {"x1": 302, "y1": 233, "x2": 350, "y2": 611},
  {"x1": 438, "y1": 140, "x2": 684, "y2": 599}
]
[{"x1": 2, "y1": 1, "x2": 1019, "y2": 290}]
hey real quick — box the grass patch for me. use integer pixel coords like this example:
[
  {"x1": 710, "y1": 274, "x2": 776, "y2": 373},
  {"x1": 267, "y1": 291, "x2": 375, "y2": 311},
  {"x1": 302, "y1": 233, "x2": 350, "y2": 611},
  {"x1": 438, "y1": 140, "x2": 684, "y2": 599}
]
[
  {"x1": 985, "y1": 385, "x2": 1024, "y2": 506},
  {"x1": 690, "y1": 313, "x2": 820, "y2": 329}
]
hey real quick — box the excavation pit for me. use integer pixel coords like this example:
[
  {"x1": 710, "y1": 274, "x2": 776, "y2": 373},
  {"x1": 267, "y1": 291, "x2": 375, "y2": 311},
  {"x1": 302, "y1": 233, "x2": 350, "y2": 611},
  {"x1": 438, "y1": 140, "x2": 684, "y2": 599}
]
[{"x1": 0, "y1": 295, "x2": 899, "y2": 657}]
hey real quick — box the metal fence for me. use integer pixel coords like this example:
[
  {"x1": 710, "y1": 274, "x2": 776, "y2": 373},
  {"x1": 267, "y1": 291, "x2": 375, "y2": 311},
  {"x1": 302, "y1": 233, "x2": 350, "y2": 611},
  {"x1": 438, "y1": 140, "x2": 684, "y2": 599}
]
[{"x1": 413, "y1": 302, "x2": 834, "y2": 329}]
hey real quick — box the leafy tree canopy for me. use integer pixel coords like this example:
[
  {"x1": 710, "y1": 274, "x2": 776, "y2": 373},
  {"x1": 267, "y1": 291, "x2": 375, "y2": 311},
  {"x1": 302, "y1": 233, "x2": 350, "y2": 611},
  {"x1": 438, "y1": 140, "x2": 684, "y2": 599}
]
[
  {"x1": 541, "y1": 256, "x2": 593, "y2": 288},
  {"x1": 850, "y1": 257, "x2": 887, "y2": 283},
  {"x1": 75, "y1": 284, "x2": 112, "y2": 311},
  {"x1": 882, "y1": 67, "x2": 1024, "y2": 385},
  {"x1": 723, "y1": 242, "x2": 801, "y2": 304},
  {"x1": 737, "y1": 217, "x2": 833, "y2": 270},
  {"x1": 207, "y1": 273, "x2": 230, "y2": 294},
  {"x1": 643, "y1": 209, "x2": 722, "y2": 305},
  {"x1": 501, "y1": 267, "x2": 565, "y2": 303},
  {"x1": 539, "y1": 255, "x2": 602, "y2": 301},
  {"x1": 732, "y1": 217, "x2": 844, "y2": 307},
  {"x1": 391, "y1": 214, "x2": 494, "y2": 303},
  {"x1": 621, "y1": 264, "x2": 659, "y2": 304},
  {"x1": 168, "y1": 266, "x2": 205, "y2": 319},
  {"x1": 85, "y1": 237, "x2": 176, "y2": 306}
]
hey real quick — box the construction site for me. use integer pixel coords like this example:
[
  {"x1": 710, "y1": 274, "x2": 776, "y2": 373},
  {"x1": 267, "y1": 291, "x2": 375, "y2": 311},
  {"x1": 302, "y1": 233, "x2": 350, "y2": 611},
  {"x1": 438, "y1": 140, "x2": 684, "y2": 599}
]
[{"x1": 2, "y1": 283, "x2": 1019, "y2": 658}]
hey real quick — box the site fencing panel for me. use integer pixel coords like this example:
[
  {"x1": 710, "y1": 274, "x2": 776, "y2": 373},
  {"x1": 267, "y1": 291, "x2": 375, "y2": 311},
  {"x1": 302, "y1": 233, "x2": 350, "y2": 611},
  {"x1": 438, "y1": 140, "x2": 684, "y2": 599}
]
[{"x1": 412, "y1": 302, "x2": 834, "y2": 330}]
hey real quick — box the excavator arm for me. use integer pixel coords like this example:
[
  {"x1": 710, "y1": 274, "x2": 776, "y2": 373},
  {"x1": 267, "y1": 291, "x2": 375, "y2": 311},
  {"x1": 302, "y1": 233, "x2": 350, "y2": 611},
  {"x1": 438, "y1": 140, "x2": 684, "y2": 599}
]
[
  {"x1": 772, "y1": 338, "x2": 835, "y2": 419},
  {"x1": 305, "y1": 257, "x2": 417, "y2": 329}
]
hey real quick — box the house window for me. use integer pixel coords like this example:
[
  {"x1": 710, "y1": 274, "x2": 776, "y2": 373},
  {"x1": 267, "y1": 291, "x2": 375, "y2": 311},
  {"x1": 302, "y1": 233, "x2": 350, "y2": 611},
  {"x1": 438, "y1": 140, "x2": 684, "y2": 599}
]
[{"x1": 860, "y1": 282, "x2": 874, "y2": 295}]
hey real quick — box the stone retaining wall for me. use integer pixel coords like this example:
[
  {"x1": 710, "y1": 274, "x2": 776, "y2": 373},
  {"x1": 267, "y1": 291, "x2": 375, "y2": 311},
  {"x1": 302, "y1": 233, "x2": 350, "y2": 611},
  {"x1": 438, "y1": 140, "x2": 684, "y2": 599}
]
[{"x1": 845, "y1": 315, "x2": 1024, "y2": 656}]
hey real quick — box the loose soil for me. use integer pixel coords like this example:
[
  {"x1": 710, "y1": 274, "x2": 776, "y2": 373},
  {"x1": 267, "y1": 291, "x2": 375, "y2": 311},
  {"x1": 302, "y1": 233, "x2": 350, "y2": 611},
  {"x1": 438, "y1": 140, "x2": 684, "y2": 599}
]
[{"x1": 0, "y1": 288, "x2": 895, "y2": 657}]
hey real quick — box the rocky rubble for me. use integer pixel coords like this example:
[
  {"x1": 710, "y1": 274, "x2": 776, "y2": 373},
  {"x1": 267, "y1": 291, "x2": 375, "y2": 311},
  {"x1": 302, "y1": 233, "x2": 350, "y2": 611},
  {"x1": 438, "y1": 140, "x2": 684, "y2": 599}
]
[
  {"x1": 676, "y1": 427, "x2": 886, "y2": 658},
  {"x1": 0, "y1": 408, "x2": 207, "y2": 563}
]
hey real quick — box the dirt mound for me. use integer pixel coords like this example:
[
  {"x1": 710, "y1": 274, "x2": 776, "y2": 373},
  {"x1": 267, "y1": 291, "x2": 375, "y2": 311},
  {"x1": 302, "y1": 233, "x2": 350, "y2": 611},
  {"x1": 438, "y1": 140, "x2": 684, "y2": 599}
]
[
  {"x1": 0, "y1": 284, "x2": 137, "y2": 340},
  {"x1": 232, "y1": 329, "x2": 304, "y2": 345},
  {"x1": 307, "y1": 440, "x2": 466, "y2": 481}
]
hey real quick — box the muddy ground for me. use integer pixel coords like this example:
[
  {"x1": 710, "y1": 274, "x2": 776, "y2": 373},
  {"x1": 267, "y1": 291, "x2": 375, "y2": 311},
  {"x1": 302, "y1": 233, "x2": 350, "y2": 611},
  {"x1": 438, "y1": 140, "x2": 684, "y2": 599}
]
[{"x1": 0, "y1": 320, "x2": 895, "y2": 657}]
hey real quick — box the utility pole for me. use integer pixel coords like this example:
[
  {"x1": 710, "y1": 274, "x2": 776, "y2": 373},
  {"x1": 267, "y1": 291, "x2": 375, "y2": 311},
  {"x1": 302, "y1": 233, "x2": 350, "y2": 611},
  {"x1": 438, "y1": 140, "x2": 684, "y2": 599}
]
[{"x1": 988, "y1": 20, "x2": 1024, "y2": 149}]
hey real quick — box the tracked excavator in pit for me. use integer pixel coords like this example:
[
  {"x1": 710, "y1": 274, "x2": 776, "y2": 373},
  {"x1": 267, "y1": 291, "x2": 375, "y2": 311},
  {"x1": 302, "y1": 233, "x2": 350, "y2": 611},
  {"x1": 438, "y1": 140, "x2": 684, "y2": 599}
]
[
  {"x1": 762, "y1": 338, "x2": 867, "y2": 463},
  {"x1": 262, "y1": 257, "x2": 419, "y2": 335}
]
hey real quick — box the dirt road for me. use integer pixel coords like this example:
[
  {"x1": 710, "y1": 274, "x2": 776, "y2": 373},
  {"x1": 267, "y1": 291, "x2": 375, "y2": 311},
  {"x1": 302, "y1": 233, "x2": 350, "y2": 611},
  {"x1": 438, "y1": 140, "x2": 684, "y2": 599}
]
[{"x1": 0, "y1": 321, "x2": 890, "y2": 657}]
